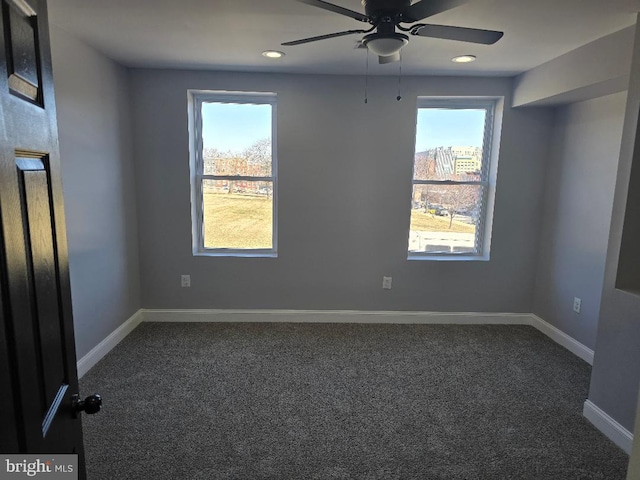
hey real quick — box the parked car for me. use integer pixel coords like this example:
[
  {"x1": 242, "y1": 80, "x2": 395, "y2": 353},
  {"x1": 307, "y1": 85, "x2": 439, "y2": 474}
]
[
  {"x1": 456, "y1": 206, "x2": 479, "y2": 218},
  {"x1": 427, "y1": 204, "x2": 447, "y2": 216}
]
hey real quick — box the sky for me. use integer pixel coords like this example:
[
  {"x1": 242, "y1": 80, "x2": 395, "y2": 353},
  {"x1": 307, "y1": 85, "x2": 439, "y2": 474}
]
[
  {"x1": 415, "y1": 108, "x2": 486, "y2": 152},
  {"x1": 202, "y1": 102, "x2": 271, "y2": 152},
  {"x1": 202, "y1": 102, "x2": 485, "y2": 153}
]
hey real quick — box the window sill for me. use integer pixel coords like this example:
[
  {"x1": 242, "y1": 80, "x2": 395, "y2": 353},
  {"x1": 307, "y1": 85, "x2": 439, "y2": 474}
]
[
  {"x1": 408, "y1": 254, "x2": 489, "y2": 262},
  {"x1": 194, "y1": 251, "x2": 277, "y2": 258}
]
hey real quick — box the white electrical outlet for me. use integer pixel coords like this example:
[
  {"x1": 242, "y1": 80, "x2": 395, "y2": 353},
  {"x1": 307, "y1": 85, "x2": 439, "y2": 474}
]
[
  {"x1": 181, "y1": 275, "x2": 191, "y2": 288},
  {"x1": 573, "y1": 297, "x2": 581, "y2": 313},
  {"x1": 382, "y1": 276, "x2": 392, "y2": 290}
]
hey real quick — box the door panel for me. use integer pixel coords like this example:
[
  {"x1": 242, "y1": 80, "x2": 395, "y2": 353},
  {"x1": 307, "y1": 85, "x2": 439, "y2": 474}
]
[
  {"x1": 2, "y1": 0, "x2": 41, "y2": 103},
  {"x1": 0, "y1": 0, "x2": 86, "y2": 475},
  {"x1": 16, "y1": 155, "x2": 68, "y2": 427}
]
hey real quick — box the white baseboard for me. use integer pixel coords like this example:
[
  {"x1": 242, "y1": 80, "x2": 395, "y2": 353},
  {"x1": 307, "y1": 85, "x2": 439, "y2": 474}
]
[
  {"x1": 528, "y1": 314, "x2": 594, "y2": 365},
  {"x1": 141, "y1": 309, "x2": 533, "y2": 325},
  {"x1": 583, "y1": 400, "x2": 634, "y2": 454},
  {"x1": 76, "y1": 310, "x2": 143, "y2": 379}
]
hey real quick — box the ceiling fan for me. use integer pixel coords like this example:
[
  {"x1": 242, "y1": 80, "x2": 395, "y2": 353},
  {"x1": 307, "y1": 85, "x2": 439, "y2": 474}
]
[{"x1": 283, "y1": 0, "x2": 504, "y2": 64}]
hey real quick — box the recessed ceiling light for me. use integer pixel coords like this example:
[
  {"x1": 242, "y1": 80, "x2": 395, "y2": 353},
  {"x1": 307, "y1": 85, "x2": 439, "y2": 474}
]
[
  {"x1": 452, "y1": 55, "x2": 476, "y2": 63},
  {"x1": 262, "y1": 50, "x2": 285, "y2": 59}
]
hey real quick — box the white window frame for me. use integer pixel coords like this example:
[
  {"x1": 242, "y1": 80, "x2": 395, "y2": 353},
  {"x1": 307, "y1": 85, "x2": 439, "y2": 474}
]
[
  {"x1": 408, "y1": 98, "x2": 501, "y2": 261},
  {"x1": 188, "y1": 90, "x2": 278, "y2": 257}
]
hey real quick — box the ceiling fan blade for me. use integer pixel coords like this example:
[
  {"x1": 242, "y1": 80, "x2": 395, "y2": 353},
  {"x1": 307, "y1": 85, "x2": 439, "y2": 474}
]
[
  {"x1": 378, "y1": 52, "x2": 400, "y2": 64},
  {"x1": 282, "y1": 29, "x2": 368, "y2": 46},
  {"x1": 296, "y1": 0, "x2": 369, "y2": 22},
  {"x1": 401, "y1": 0, "x2": 468, "y2": 23},
  {"x1": 412, "y1": 24, "x2": 504, "y2": 45}
]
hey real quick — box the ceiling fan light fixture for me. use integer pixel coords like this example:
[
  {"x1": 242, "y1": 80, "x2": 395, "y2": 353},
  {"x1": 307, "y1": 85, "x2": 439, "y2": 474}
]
[
  {"x1": 262, "y1": 50, "x2": 285, "y2": 59},
  {"x1": 451, "y1": 54, "x2": 476, "y2": 63},
  {"x1": 363, "y1": 33, "x2": 409, "y2": 57}
]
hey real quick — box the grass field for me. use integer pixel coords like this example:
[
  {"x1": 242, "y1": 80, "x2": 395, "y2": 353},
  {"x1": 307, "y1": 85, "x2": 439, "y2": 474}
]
[
  {"x1": 203, "y1": 192, "x2": 474, "y2": 248},
  {"x1": 203, "y1": 192, "x2": 273, "y2": 249},
  {"x1": 409, "y1": 210, "x2": 475, "y2": 234}
]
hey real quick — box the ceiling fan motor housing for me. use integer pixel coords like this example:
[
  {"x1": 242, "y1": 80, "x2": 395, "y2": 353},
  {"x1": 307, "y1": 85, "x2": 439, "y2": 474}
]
[{"x1": 361, "y1": 0, "x2": 411, "y2": 21}]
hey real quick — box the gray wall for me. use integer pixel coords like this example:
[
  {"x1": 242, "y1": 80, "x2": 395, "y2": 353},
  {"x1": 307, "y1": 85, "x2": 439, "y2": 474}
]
[
  {"x1": 588, "y1": 19, "x2": 640, "y2": 433},
  {"x1": 533, "y1": 92, "x2": 627, "y2": 350},
  {"x1": 130, "y1": 70, "x2": 553, "y2": 312},
  {"x1": 50, "y1": 27, "x2": 142, "y2": 358},
  {"x1": 512, "y1": 26, "x2": 633, "y2": 107}
]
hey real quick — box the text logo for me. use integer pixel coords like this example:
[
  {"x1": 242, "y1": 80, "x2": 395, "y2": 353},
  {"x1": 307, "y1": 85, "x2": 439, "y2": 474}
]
[{"x1": 0, "y1": 455, "x2": 77, "y2": 479}]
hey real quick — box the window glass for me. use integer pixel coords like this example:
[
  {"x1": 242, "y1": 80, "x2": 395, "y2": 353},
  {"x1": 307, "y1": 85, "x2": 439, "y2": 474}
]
[
  {"x1": 189, "y1": 92, "x2": 277, "y2": 256},
  {"x1": 409, "y1": 102, "x2": 495, "y2": 258}
]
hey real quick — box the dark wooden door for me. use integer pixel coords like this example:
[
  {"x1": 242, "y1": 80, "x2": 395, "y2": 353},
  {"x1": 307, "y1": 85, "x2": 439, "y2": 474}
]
[{"x1": 0, "y1": 0, "x2": 86, "y2": 476}]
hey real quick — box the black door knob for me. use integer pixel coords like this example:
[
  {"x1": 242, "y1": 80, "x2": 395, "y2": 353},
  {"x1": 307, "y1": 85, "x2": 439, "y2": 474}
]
[{"x1": 74, "y1": 394, "x2": 102, "y2": 414}]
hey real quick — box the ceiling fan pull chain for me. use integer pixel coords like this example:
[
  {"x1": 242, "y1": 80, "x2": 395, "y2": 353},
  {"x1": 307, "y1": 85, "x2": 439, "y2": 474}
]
[
  {"x1": 365, "y1": 48, "x2": 370, "y2": 104},
  {"x1": 397, "y1": 52, "x2": 403, "y2": 101}
]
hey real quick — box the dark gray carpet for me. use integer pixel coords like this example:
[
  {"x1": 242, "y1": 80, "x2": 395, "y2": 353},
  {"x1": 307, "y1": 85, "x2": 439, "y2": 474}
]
[{"x1": 80, "y1": 322, "x2": 629, "y2": 479}]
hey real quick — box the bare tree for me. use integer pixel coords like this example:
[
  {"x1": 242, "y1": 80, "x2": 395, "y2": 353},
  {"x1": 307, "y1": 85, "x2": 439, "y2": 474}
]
[
  {"x1": 442, "y1": 183, "x2": 479, "y2": 229},
  {"x1": 242, "y1": 138, "x2": 272, "y2": 177},
  {"x1": 203, "y1": 147, "x2": 221, "y2": 175},
  {"x1": 203, "y1": 147, "x2": 243, "y2": 193},
  {"x1": 413, "y1": 153, "x2": 437, "y2": 212},
  {"x1": 242, "y1": 138, "x2": 272, "y2": 196}
]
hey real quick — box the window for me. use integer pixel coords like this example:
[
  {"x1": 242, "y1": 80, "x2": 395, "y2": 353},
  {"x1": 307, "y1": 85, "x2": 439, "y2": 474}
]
[
  {"x1": 188, "y1": 91, "x2": 277, "y2": 257},
  {"x1": 408, "y1": 99, "x2": 499, "y2": 260}
]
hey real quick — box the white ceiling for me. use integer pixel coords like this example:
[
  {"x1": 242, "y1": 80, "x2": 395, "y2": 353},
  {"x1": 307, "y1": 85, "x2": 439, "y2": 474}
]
[{"x1": 48, "y1": 0, "x2": 640, "y2": 77}]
